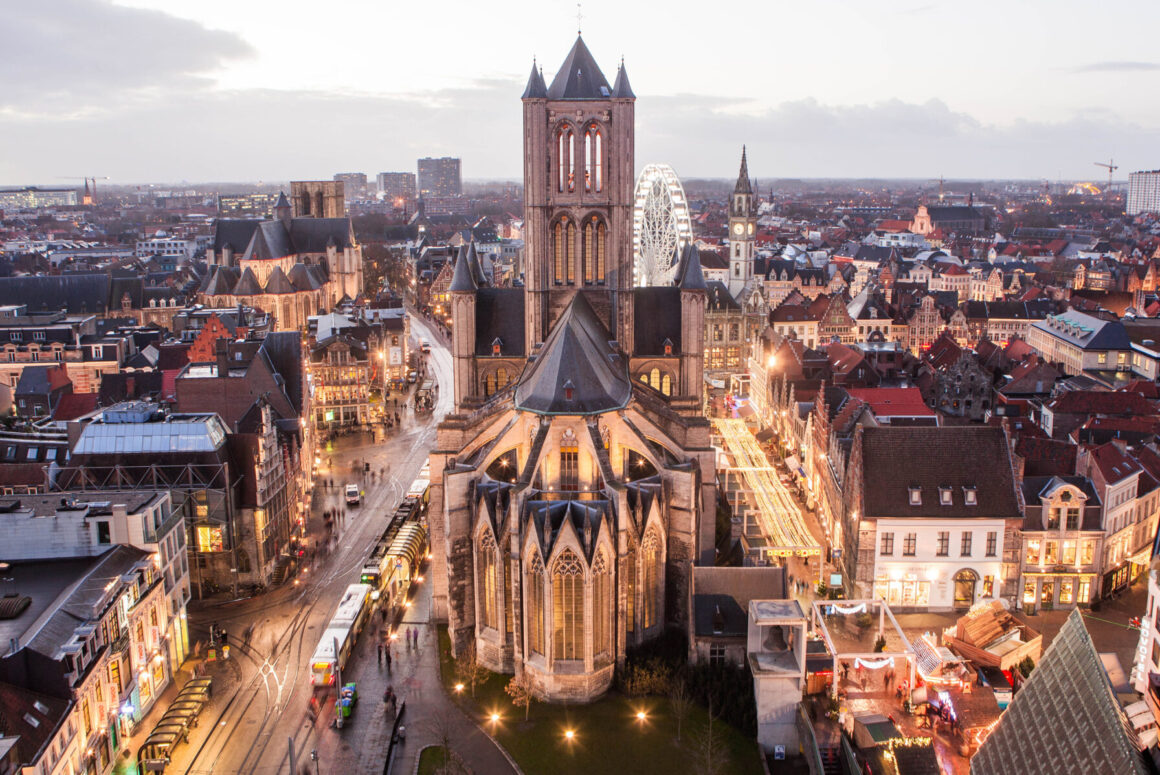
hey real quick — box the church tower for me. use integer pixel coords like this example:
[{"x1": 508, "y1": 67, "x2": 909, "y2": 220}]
[
  {"x1": 727, "y1": 146, "x2": 757, "y2": 298},
  {"x1": 521, "y1": 37, "x2": 636, "y2": 354}
]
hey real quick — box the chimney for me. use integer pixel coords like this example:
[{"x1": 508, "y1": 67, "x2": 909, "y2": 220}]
[{"x1": 215, "y1": 338, "x2": 229, "y2": 377}]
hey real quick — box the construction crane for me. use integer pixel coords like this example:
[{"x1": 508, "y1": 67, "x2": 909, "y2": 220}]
[
  {"x1": 57, "y1": 176, "x2": 108, "y2": 205},
  {"x1": 1093, "y1": 159, "x2": 1117, "y2": 202}
]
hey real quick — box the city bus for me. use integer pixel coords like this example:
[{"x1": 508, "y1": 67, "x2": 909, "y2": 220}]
[
  {"x1": 406, "y1": 477, "x2": 430, "y2": 518},
  {"x1": 309, "y1": 583, "x2": 372, "y2": 687}
]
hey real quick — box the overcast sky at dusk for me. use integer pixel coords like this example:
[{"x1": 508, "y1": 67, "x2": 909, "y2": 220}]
[{"x1": 4, "y1": 0, "x2": 1160, "y2": 186}]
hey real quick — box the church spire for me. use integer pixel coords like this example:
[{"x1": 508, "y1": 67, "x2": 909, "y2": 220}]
[{"x1": 734, "y1": 145, "x2": 753, "y2": 196}]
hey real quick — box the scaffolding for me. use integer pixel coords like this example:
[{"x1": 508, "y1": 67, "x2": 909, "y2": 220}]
[{"x1": 713, "y1": 418, "x2": 821, "y2": 557}]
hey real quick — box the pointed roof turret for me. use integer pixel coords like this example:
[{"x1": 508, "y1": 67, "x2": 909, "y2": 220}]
[
  {"x1": 676, "y1": 244, "x2": 707, "y2": 290},
  {"x1": 612, "y1": 58, "x2": 635, "y2": 98},
  {"x1": 449, "y1": 245, "x2": 477, "y2": 292},
  {"x1": 734, "y1": 146, "x2": 753, "y2": 196},
  {"x1": 273, "y1": 191, "x2": 290, "y2": 210},
  {"x1": 547, "y1": 36, "x2": 612, "y2": 100},
  {"x1": 521, "y1": 60, "x2": 548, "y2": 99},
  {"x1": 466, "y1": 242, "x2": 487, "y2": 287}
]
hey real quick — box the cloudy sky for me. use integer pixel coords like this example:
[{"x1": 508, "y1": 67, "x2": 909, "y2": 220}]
[{"x1": 3, "y1": 0, "x2": 1160, "y2": 185}]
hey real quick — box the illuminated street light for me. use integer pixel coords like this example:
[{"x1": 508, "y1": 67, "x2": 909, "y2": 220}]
[
  {"x1": 635, "y1": 710, "x2": 647, "y2": 722},
  {"x1": 564, "y1": 729, "x2": 575, "y2": 741},
  {"x1": 454, "y1": 683, "x2": 464, "y2": 693}
]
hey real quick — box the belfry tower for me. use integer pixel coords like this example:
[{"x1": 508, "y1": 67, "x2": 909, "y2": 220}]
[
  {"x1": 727, "y1": 146, "x2": 757, "y2": 298},
  {"x1": 521, "y1": 37, "x2": 637, "y2": 354}
]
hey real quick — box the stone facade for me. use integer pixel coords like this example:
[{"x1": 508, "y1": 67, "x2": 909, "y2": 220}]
[{"x1": 431, "y1": 38, "x2": 716, "y2": 702}]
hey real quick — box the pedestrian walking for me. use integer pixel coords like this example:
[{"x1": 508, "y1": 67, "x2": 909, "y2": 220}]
[
  {"x1": 220, "y1": 629, "x2": 229, "y2": 647},
  {"x1": 378, "y1": 643, "x2": 383, "y2": 666},
  {"x1": 386, "y1": 647, "x2": 393, "y2": 674}
]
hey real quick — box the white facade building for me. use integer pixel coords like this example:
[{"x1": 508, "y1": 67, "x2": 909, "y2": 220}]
[{"x1": 1128, "y1": 170, "x2": 1160, "y2": 216}]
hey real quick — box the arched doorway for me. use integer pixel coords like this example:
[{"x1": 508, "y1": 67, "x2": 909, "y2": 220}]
[{"x1": 953, "y1": 569, "x2": 978, "y2": 610}]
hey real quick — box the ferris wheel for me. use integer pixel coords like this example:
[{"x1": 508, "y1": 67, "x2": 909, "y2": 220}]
[{"x1": 632, "y1": 163, "x2": 693, "y2": 286}]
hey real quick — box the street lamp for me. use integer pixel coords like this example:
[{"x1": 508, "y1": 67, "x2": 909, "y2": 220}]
[
  {"x1": 563, "y1": 729, "x2": 575, "y2": 742},
  {"x1": 455, "y1": 683, "x2": 465, "y2": 693}
]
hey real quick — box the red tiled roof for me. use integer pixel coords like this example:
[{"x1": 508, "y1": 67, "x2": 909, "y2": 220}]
[
  {"x1": 877, "y1": 219, "x2": 913, "y2": 233},
  {"x1": 1049, "y1": 390, "x2": 1156, "y2": 416},
  {"x1": 52, "y1": 392, "x2": 98, "y2": 421},
  {"x1": 1088, "y1": 442, "x2": 1143, "y2": 484},
  {"x1": 1015, "y1": 436, "x2": 1077, "y2": 477},
  {"x1": 1122, "y1": 380, "x2": 1160, "y2": 400},
  {"x1": 845, "y1": 387, "x2": 935, "y2": 417}
]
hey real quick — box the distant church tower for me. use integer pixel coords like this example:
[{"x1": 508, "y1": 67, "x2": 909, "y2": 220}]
[{"x1": 727, "y1": 146, "x2": 757, "y2": 298}]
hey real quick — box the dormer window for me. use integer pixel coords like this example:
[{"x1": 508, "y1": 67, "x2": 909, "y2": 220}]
[
  {"x1": 563, "y1": 379, "x2": 575, "y2": 402},
  {"x1": 492, "y1": 337, "x2": 503, "y2": 356},
  {"x1": 909, "y1": 486, "x2": 922, "y2": 506},
  {"x1": 663, "y1": 338, "x2": 673, "y2": 357},
  {"x1": 939, "y1": 487, "x2": 953, "y2": 506},
  {"x1": 964, "y1": 487, "x2": 977, "y2": 505}
]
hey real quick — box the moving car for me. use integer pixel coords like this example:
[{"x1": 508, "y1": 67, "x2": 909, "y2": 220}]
[
  {"x1": 345, "y1": 484, "x2": 361, "y2": 505},
  {"x1": 420, "y1": 339, "x2": 431, "y2": 353}
]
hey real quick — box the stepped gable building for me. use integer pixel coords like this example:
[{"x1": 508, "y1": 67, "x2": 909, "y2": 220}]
[
  {"x1": 430, "y1": 36, "x2": 717, "y2": 702},
  {"x1": 200, "y1": 190, "x2": 363, "y2": 331}
]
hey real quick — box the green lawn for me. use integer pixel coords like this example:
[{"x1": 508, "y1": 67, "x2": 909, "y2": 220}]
[
  {"x1": 418, "y1": 745, "x2": 451, "y2": 775},
  {"x1": 437, "y1": 627, "x2": 763, "y2": 775}
]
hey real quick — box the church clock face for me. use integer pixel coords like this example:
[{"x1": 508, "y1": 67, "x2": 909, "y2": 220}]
[
  {"x1": 733, "y1": 223, "x2": 744, "y2": 236},
  {"x1": 748, "y1": 223, "x2": 755, "y2": 235}
]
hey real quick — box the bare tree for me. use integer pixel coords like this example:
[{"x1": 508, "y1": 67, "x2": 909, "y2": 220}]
[
  {"x1": 689, "y1": 703, "x2": 730, "y2": 775},
  {"x1": 505, "y1": 673, "x2": 536, "y2": 721},
  {"x1": 453, "y1": 640, "x2": 491, "y2": 698},
  {"x1": 670, "y1": 681, "x2": 693, "y2": 741},
  {"x1": 423, "y1": 711, "x2": 469, "y2": 775}
]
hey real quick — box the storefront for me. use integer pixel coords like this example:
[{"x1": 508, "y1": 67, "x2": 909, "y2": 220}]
[{"x1": 1020, "y1": 572, "x2": 1095, "y2": 611}]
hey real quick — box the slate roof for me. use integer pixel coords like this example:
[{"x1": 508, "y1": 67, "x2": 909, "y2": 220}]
[
  {"x1": 475, "y1": 289, "x2": 525, "y2": 357},
  {"x1": 676, "y1": 243, "x2": 707, "y2": 290},
  {"x1": 521, "y1": 62, "x2": 548, "y2": 99},
  {"x1": 288, "y1": 262, "x2": 324, "y2": 291},
  {"x1": 0, "y1": 274, "x2": 110, "y2": 314},
  {"x1": 449, "y1": 245, "x2": 477, "y2": 292},
  {"x1": 633, "y1": 287, "x2": 681, "y2": 356},
  {"x1": 927, "y1": 205, "x2": 984, "y2": 222},
  {"x1": 971, "y1": 609, "x2": 1151, "y2": 775},
  {"x1": 514, "y1": 293, "x2": 630, "y2": 414},
  {"x1": 693, "y1": 594, "x2": 747, "y2": 638},
  {"x1": 612, "y1": 61, "x2": 635, "y2": 98},
  {"x1": 1031, "y1": 310, "x2": 1131, "y2": 351},
  {"x1": 858, "y1": 427, "x2": 1021, "y2": 519},
  {"x1": 232, "y1": 267, "x2": 262, "y2": 296},
  {"x1": 264, "y1": 266, "x2": 294, "y2": 294},
  {"x1": 706, "y1": 281, "x2": 740, "y2": 311},
  {"x1": 212, "y1": 217, "x2": 354, "y2": 258},
  {"x1": 546, "y1": 36, "x2": 612, "y2": 100}
]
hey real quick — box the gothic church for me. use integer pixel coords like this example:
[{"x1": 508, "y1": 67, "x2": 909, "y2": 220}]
[{"x1": 428, "y1": 36, "x2": 717, "y2": 700}]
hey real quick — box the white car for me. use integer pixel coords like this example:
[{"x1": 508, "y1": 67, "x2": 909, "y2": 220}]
[
  {"x1": 420, "y1": 339, "x2": 432, "y2": 354},
  {"x1": 345, "y1": 484, "x2": 361, "y2": 505}
]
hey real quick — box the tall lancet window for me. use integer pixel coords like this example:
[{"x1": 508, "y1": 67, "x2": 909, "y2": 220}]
[
  {"x1": 584, "y1": 124, "x2": 603, "y2": 193},
  {"x1": 478, "y1": 532, "x2": 498, "y2": 630},
  {"x1": 642, "y1": 530, "x2": 662, "y2": 631},
  {"x1": 558, "y1": 126, "x2": 577, "y2": 193},
  {"x1": 528, "y1": 552, "x2": 545, "y2": 655},
  {"x1": 552, "y1": 549, "x2": 585, "y2": 662},
  {"x1": 592, "y1": 551, "x2": 610, "y2": 658},
  {"x1": 583, "y1": 217, "x2": 607, "y2": 286}
]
